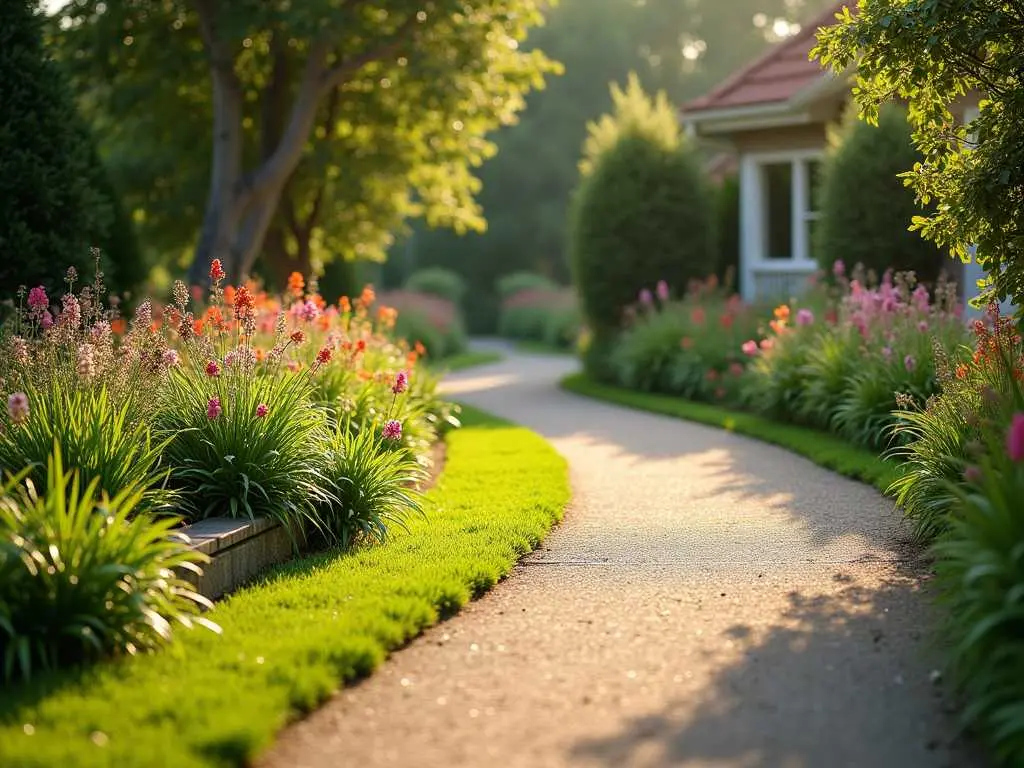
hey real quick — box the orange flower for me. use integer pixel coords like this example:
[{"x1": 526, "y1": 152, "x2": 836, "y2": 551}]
[
  {"x1": 255, "y1": 348, "x2": 266, "y2": 363},
  {"x1": 223, "y1": 284, "x2": 236, "y2": 307},
  {"x1": 358, "y1": 369, "x2": 373, "y2": 380},
  {"x1": 193, "y1": 318, "x2": 204, "y2": 335},
  {"x1": 414, "y1": 341, "x2": 426, "y2": 356},
  {"x1": 339, "y1": 296, "x2": 351, "y2": 313},
  {"x1": 111, "y1": 318, "x2": 127, "y2": 335},
  {"x1": 313, "y1": 294, "x2": 326, "y2": 310},
  {"x1": 955, "y1": 364, "x2": 969, "y2": 380},
  {"x1": 359, "y1": 285, "x2": 376, "y2": 307},
  {"x1": 407, "y1": 351, "x2": 419, "y2": 367},
  {"x1": 773, "y1": 304, "x2": 790, "y2": 322},
  {"x1": 287, "y1": 272, "x2": 305, "y2": 299}
]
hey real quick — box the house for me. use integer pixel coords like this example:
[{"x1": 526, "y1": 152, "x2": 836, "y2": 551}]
[{"x1": 681, "y1": 2, "x2": 994, "y2": 313}]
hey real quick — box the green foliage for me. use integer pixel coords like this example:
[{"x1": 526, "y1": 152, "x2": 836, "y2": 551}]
[
  {"x1": 933, "y1": 421, "x2": 1024, "y2": 766},
  {"x1": 495, "y1": 271, "x2": 558, "y2": 299},
  {"x1": 714, "y1": 175, "x2": 741, "y2": 292},
  {"x1": 155, "y1": 366, "x2": 333, "y2": 533},
  {"x1": 317, "y1": 419, "x2": 426, "y2": 547},
  {"x1": 0, "y1": 445, "x2": 215, "y2": 683},
  {"x1": 0, "y1": 383, "x2": 170, "y2": 510},
  {"x1": 561, "y1": 372, "x2": 900, "y2": 491},
  {"x1": 403, "y1": 267, "x2": 467, "y2": 305},
  {"x1": 497, "y1": 287, "x2": 580, "y2": 349},
  {"x1": 0, "y1": 405, "x2": 569, "y2": 768},
  {"x1": 0, "y1": 0, "x2": 111, "y2": 299},
  {"x1": 817, "y1": 104, "x2": 946, "y2": 283},
  {"x1": 813, "y1": 1, "x2": 1024, "y2": 311},
  {"x1": 385, "y1": 291, "x2": 468, "y2": 359},
  {"x1": 569, "y1": 104, "x2": 714, "y2": 341}
]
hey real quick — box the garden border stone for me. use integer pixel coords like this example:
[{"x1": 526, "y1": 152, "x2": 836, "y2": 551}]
[{"x1": 177, "y1": 517, "x2": 293, "y2": 600}]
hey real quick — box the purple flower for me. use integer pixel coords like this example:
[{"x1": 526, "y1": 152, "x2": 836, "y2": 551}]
[
  {"x1": 1007, "y1": 413, "x2": 1024, "y2": 462},
  {"x1": 638, "y1": 288, "x2": 653, "y2": 306},
  {"x1": 796, "y1": 308, "x2": 815, "y2": 326},
  {"x1": 382, "y1": 419, "x2": 402, "y2": 441},
  {"x1": 7, "y1": 392, "x2": 28, "y2": 424},
  {"x1": 207, "y1": 396, "x2": 222, "y2": 420},
  {"x1": 392, "y1": 370, "x2": 409, "y2": 395},
  {"x1": 655, "y1": 280, "x2": 670, "y2": 302},
  {"x1": 832, "y1": 260, "x2": 846, "y2": 278},
  {"x1": 162, "y1": 349, "x2": 180, "y2": 367},
  {"x1": 881, "y1": 346, "x2": 893, "y2": 360},
  {"x1": 904, "y1": 354, "x2": 916, "y2": 373}
]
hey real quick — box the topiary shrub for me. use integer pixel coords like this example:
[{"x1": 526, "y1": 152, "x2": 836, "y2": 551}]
[
  {"x1": 403, "y1": 267, "x2": 467, "y2": 305},
  {"x1": 816, "y1": 104, "x2": 946, "y2": 284},
  {"x1": 569, "y1": 131, "x2": 714, "y2": 346},
  {"x1": 0, "y1": 0, "x2": 114, "y2": 301}
]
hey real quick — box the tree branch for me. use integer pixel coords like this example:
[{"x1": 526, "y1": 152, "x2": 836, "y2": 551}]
[{"x1": 320, "y1": 14, "x2": 420, "y2": 92}]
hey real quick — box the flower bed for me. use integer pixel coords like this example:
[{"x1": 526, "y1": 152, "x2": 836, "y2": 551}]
[
  {"x1": 497, "y1": 286, "x2": 582, "y2": 351},
  {"x1": 0, "y1": 261, "x2": 457, "y2": 682}
]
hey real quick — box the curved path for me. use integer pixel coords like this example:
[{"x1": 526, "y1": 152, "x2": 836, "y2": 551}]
[{"x1": 262, "y1": 343, "x2": 982, "y2": 768}]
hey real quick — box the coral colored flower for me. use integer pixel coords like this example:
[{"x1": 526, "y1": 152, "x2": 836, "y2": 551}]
[
  {"x1": 680, "y1": 337, "x2": 694, "y2": 351},
  {"x1": 904, "y1": 354, "x2": 916, "y2": 373},
  {"x1": 414, "y1": 341, "x2": 426, "y2": 356},
  {"x1": 773, "y1": 304, "x2": 790, "y2": 322},
  {"x1": 206, "y1": 360, "x2": 221, "y2": 377},
  {"x1": 27, "y1": 286, "x2": 48, "y2": 310},
  {"x1": 255, "y1": 403, "x2": 269, "y2": 418},
  {"x1": 638, "y1": 288, "x2": 653, "y2": 306},
  {"x1": 209, "y1": 259, "x2": 226, "y2": 282},
  {"x1": 7, "y1": 392, "x2": 29, "y2": 424},
  {"x1": 316, "y1": 347, "x2": 332, "y2": 365},
  {"x1": 759, "y1": 338, "x2": 774, "y2": 351},
  {"x1": 741, "y1": 340, "x2": 758, "y2": 356},
  {"x1": 1007, "y1": 413, "x2": 1024, "y2": 462},
  {"x1": 290, "y1": 330, "x2": 305, "y2": 345},
  {"x1": 111, "y1": 318, "x2": 128, "y2": 335},
  {"x1": 955, "y1": 364, "x2": 969, "y2": 380},
  {"x1": 287, "y1": 272, "x2": 305, "y2": 299},
  {"x1": 233, "y1": 286, "x2": 255, "y2": 320},
  {"x1": 338, "y1": 296, "x2": 352, "y2": 313},
  {"x1": 392, "y1": 370, "x2": 409, "y2": 394},
  {"x1": 223, "y1": 284, "x2": 236, "y2": 307},
  {"x1": 796, "y1": 308, "x2": 814, "y2": 326},
  {"x1": 382, "y1": 419, "x2": 402, "y2": 441},
  {"x1": 360, "y1": 285, "x2": 376, "y2": 306},
  {"x1": 656, "y1": 280, "x2": 670, "y2": 302},
  {"x1": 206, "y1": 396, "x2": 222, "y2": 420},
  {"x1": 691, "y1": 307, "x2": 706, "y2": 325}
]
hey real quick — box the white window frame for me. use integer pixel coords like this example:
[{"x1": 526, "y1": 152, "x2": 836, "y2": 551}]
[{"x1": 739, "y1": 149, "x2": 824, "y2": 300}]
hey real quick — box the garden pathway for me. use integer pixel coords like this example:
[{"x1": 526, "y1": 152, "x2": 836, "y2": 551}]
[{"x1": 261, "y1": 341, "x2": 983, "y2": 768}]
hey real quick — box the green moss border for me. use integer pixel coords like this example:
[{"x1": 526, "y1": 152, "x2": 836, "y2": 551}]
[
  {"x1": 0, "y1": 405, "x2": 569, "y2": 768},
  {"x1": 561, "y1": 373, "x2": 901, "y2": 494}
]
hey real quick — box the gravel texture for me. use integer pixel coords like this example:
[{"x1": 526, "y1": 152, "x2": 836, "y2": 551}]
[{"x1": 260, "y1": 343, "x2": 984, "y2": 768}]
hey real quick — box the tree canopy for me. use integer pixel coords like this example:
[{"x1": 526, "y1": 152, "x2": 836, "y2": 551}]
[
  {"x1": 52, "y1": 0, "x2": 559, "y2": 284},
  {"x1": 813, "y1": 0, "x2": 1024, "y2": 310}
]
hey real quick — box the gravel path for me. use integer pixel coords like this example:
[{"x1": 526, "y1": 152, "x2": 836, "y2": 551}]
[{"x1": 261, "y1": 343, "x2": 982, "y2": 768}]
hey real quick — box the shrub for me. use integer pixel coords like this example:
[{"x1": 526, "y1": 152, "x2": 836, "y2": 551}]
[
  {"x1": 0, "y1": 0, "x2": 113, "y2": 300},
  {"x1": 932, "y1": 409, "x2": 1024, "y2": 765},
  {"x1": 609, "y1": 277, "x2": 758, "y2": 403},
  {"x1": 889, "y1": 304, "x2": 1021, "y2": 542},
  {"x1": 714, "y1": 175, "x2": 741, "y2": 292},
  {"x1": 495, "y1": 271, "x2": 558, "y2": 300},
  {"x1": 403, "y1": 267, "x2": 467, "y2": 305},
  {"x1": 542, "y1": 301, "x2": 583, "y2": 350},
  {"x1": 379, "y1": 290, "x2": 467, "y2": 359},
  {"x1": 0, "y1": 445, "x2": 216, "y2": 682},
  {"x1": 816, "y1": 104, "x2": 946, "y2": 284},
  {"x1": 569, "y1": 130, "x2": 714, "y2": 343},
  {"x1": 317, "y1": 417, "x2": 426, "y2": 547}
]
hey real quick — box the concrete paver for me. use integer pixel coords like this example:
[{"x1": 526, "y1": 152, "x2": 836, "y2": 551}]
[{"x1": 260, "y1": 344, "x2": 981, "y2": 768}]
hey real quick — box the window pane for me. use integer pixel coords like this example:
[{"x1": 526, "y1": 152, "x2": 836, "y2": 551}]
[
  {"x1": 764, "y1": 162, "x2": 793, "y2": 260},
  {"x1": 807, "y1": 159, "x2": 824, "y2": 213}
]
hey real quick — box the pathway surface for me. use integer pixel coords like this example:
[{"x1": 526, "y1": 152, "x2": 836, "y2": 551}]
[{"x1": 261, "y1": 342, "x2": 982, "y2": 768}]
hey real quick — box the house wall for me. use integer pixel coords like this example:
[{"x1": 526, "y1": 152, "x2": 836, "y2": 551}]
[{"x1": 731, "y1": 123, "x2": 828, "y2": 154}]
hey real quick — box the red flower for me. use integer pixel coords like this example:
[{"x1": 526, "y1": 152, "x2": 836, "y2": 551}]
[
  {"x1": 210, "y1": 259, "x2": 226, "y2": 282},
  {"x1": 290, "y1": 330, "x2": 305, "y2": 345},
  {"x1": 316, "y1": 347, "x2": 332, "y2": 365},
  {"x1": 206, "y1": 360, "x2": 221, "y2": 378}
]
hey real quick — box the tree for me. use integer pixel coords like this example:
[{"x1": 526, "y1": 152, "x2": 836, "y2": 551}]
[
  {"x1": 0, "y1": 0, "x2": 109, "y2": 299},
  {"x1": 817, "y1": 103, "x2": 945, "y2": 283},
  {"x1": 814, "y1": 1, "x2": 1024, "y2": 310},
  {"x1": 53, "y1": 1, "x2": 559, "y2": 285},
  {"x1": 569, "y1": 80, "x2": 714, "y2": 341}
]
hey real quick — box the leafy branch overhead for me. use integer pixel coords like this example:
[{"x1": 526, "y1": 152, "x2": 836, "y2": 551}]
[
  {"x1": 50, "y1": 0, "x2": 561, "y2": 283},
  {"x1": 812, "y1": 0, "x2": 1024, "y2": 311}
]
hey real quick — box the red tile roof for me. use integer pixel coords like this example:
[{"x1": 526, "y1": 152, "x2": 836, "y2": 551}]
[{"x1": 684, "y1": 3, "x2": 845, "y2": 115}]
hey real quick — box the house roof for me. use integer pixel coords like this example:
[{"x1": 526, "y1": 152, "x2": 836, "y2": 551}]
[{"x1": 684, "y1": 2, "x2": 845, "y2": 117}]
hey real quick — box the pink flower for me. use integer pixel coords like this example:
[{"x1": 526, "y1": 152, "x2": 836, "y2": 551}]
[
  {"x1": 7, "y1": 392, "x2": 29, "y2": 424},
  {"x1": 299, "y1": 300, "x2": 321, "y2": 323},
  {"x1": 1007, "y1": 413, "x2": 1024, "y2": 462},
  {"x1": 162, "y1": 349, "x2": 180, "y2": 367},
  {"x1": 904, "y1": 354, "x2": 916, "y2": 372},
  {"x1": 27, "y1": 286, "x2": 48, "y2": 310},
  {"x1": 224, "y1": 350, "x2": 238, "y2": 368},
  {"x1": 206, "y1": 360, "x2": 221, "y2": 378},
  {"x1": 392, "y1": 370, "x2": 409, "y2": 394},
  {"x1": 255, "y1": 403, "x2": 269, "y2": 418},
  {"x1": 796, "y1": 308, "x2": 814, "y2": 326},
  {"x1": 206, "y1": 396, "x2": 222, "y2": 420},
  {"x1": 741, "y1": 340, "x2": 759, "y2": 356},
  {"x1": 832, "y1": 260, "x2": 845, "y2": 278},
  {"x1": 382, "y1": 419, "x2": 402, "y2": 441},
  {"x1": 759, "y1": 338, "x2": 774, "y2": 351},
  {"x1": 656, "y1": 280, "x2": 670, "y2": 302},
  {"x1": 638, "y1": 288, "x2": 653, "y2": 306},
  {"x1": 60, "y1": 294, "x2": 81, "y2": 328},
  {"x1": 76, "y1": 343, "x2": 96, "y2": 379},
  {"x1": 917, "y1": 320, "x2": 929, "y2": 333},
  {"x1": 963, "y1": 465, "x2": 983, "y2": 484},
  {"x1": 881, "y1": 346, "x2": 893, "y2": 360},
  {"x1": 40, "y1": 311, "x2": 54, "y2": 330}
]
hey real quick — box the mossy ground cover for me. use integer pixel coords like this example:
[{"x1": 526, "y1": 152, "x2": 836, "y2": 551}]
[
  {"x1": 561, "y1": 373, "x2": 901, "y2": 494},
  {"x1": 0, "y1": 405, "x2": 568, "y2": 768}
]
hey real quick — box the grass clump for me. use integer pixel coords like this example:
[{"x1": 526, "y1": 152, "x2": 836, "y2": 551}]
[{"x1": 0, "y1": 405, "x2": 569, "y2": 768}]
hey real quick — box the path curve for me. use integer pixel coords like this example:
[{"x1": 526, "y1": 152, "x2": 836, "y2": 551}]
[{"x1": 261, "y1": 342, "x2": 982, "y2": 768}]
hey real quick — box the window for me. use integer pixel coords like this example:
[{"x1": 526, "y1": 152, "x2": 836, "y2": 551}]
[{"x1": 757, "y1": 155, "x2": 822, "y2": 263}]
